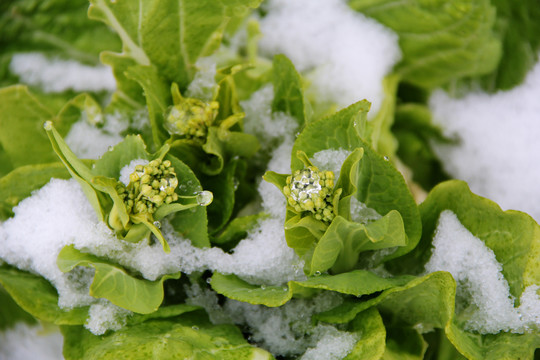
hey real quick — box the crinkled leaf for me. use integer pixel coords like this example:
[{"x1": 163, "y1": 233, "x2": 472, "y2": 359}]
[
  {"x1": 401, "y1": 180, "x2": 540, "y2": 300},
  {"x1": 348, "y1": 0, "x2": 501, "y2": 88},
  {"x1": 284, "y1": 212, "x2": 328, "y2": 257},
  {"x1": 272, "y1": 54, "x2": 306, "y2": 126},
  {"x1": 88, "y1": 0, "x2": 262, "y2": 109},
  {"x1": 291, "y1": 100, "x2": 371, "y2": 172},
  {"x1": 210, "y1": 270, "x2": 414, "y2": 307},
  {"x1": 61, "y1": 312, "x2": 273, "y2": 360},
  {"x1": 0, "y1": 266, "x2": 88, "y2": 325},
  {"x1": 57, "y1": 245, "x2": 180, "y2": 314},
  {"x1": 309, "y1": 211, "x2": 407, "y2": 276},
  {"x1": 355, "y1": 144, "x2": 421, "y2": 264},
  {"x1": 345, "y1": 308, "x2": 386, "y2": 360},
  {"x1": 292, "y1": 102, "x2": 421, "y2": 264}
]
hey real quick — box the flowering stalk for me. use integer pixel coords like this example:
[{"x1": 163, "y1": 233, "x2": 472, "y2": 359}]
[{"x1": 44, "y1": 121, "x2": 213, "y2": 253}]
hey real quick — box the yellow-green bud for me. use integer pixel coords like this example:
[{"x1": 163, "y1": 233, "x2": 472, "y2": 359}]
[{"x1": 283, "y1": 166, "x2": 337, "y2": 223}]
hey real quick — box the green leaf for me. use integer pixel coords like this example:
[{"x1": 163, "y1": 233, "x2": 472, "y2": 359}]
[
  {"x1": 211, "y1": 213, "x2": 268, "y2": 248},
  {"x1": 0, "y1": 162, "x2": 71, "y2": 220},
  {"x1": 124, "y1": 65, "x2": 170, "y2": 148},
  {"x1": 61, "y1": 312, "x2": 273, "y2": 360},
  {"x1": 292, "y1": 102, "x2": 421, "y2": 265},
  {"x1": 345, "y1": 308, "x2": 386, "y2": 360},
  {"x1": 272, "y1": 54, "x2": 306, "y2": 126},
  {"x1": 57, "y1": 245, "x2": 180, "y2": 314},
  {"x1": 383, "y1": 325, "x2": 427, "y2": 360},
  {"x1": 291, "y1": 100, "x2": 371, "y2": 172},
  {"x1": 201, "y1": 160, "x2": 238, "y2": 234},
  {"x1": 45, "y1": 121, "x2": 109, "y2": 222},
  {"x1": 405, "y1": 180, "x2": 540, "y2": 301},
  {"x1": 355, "y1": 145, "x2": 421, "y2": 264},
  {"x1": 392, "y1": 103, "x2": 450, "y2": 191},
  {"x1": 472, "y1": 0, "x2": 540, "y2": 91},
  {"x1": 0, "y1": 266, "x2": 88, "y2": 325},
  {"x1": 91, "y1": 134, "x2": 150, "y2": 179},
  {"x1": 88, "y1": 0, "x2": 262, "y2": 94},
  {"x1": 210, "y1": 270, "x2": 414, "y2": 307},
  {"x1": 317, "y1": 263, "x2": 540, "y2": 359},
  {"x1": 0, "y1": 0, "x2": 120, "y2": 77},
  {"x1": 0, "y1": 284, "x2": 37, "y2": 330},
  {"x1": 309, "y1": 211, "x2": 407, "y2": 275},
  {"x1": 166, "y1": 154, "x2": 210, "y2": 248},
  {"x1": 348, "y1": 0, "x2": 502, "y2": 88},
  {"x1": 0, "y1": 86, "x2": 57, "y2": 168}
]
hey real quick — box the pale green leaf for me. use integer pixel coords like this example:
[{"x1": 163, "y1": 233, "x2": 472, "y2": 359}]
[{"x1": 57, "y1": 245, "x2": 180, "y2": 314}]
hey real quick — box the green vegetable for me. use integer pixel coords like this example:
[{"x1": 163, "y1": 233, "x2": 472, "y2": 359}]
[{"x1": 1, "y1": 0, "x2": 540, "y2": 358}]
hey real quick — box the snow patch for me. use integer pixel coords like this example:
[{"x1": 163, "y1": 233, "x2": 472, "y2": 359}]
[
  {"x1": 430, "y1": 58, "x2": 540, "y2": 221},
  {"x1": 10, "y1": 52, "x2": 115, "y2": 93},
  {"x1": 259, "y1": 0, "x2": 401, "y2": 113},
  {"x1": 425, "y1": 210, "x2": 540, "y2": 333}
]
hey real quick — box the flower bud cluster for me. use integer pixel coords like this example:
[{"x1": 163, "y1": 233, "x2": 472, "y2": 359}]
[
  {"x1": 283, "y1": 166, "x2": 336, "y2": 223},
  {"x1": 164, "y1": 98, "x2": 219, "y2": 140},
  {"x1": 117, "y1": 159, "x2": 179, "y2": 215}
]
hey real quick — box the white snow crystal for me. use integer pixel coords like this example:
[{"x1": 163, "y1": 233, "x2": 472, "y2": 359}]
[
  {"x1": 430, "y1": 58, "x2": 540, "y2": 221},
  {"x1": 259, "y1": 0, "x2": 401, "y2": 114},
  {"x1": 311, "y1": 148, "x2": 351, "y2": 180},
  {"x1": 224, "y1": 292, "x2": 345, "y2": 356},
  {"x1": 10, "y1": 52, "x2": 115, "y2": 93},
  {"x1": 425, "y1": 210, "x2": 540, "y2": 333},
  {"x1": 185, "y1": 57, "x2": 217, "y2": 101},
  {"x1": 85, "y1": 300, "x2": 131, "y2": 335}
]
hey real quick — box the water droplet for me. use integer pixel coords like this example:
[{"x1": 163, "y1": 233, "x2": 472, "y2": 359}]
[
  {"x1": 232, "y1": 177, "x2": 240, "y2": 190},
  {"x1": 191, "y1": 326, "x2": 199, "y2": 331},
  {"x1": 282, "y1": 287, "x2": 288, "y2": 292},
  {"x1": 260, "y1": 285, "x2": 266, "y2": 290},
  {"x1": 43, "y1": 121, "x2": 53, "y2": 131},
  {"x1": 153, "y1": 221, "x2": 161, "y2": 229},
  {"x1": 383, "y1": 156, "x2": 389, "y2": 161},
  {"x1": 314, "y1": 271, "x2": 322, "y2": 276},
  {"x1": 108, "y1": 146, "x2": 114, "y2": 151},
  {"x1": 206, "y1": 278, "x2": 212, "y2": 284},
  {"x1": 196, "y1": 191, "x2": 213, "y2": 206},
  {"x1": 295, "y1": 132, "x2": 300, "y2": 138}
]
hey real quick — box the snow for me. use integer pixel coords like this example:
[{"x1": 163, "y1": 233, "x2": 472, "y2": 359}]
[
  {"x1": 119, "y1": 159, "x2": 148, "y2": 186},
  {"x1": 185, "y1": 57, "x2": 217, "y2": 101},
  {"x1": 0, "y1": 323, "x2": 63, "y2": 360},
  {"x1": 425, "y1": 210, "x2": 540, "y2": 333},
  {"x1": 10, "y1": 52, "x2": 115, "y2": 93},
  {"x1": 242, "y1": 85, "x2": 299, "y2": 153},
  {"x1": 311, "y1": 149, "x2": 350, "y2": 180},
  {"x1": 224, "y1": 292, "x2": 348, "y2": 357},
  {"x1": 258, "y1": 0, "x2": 401, "y2": 114},
  {"x1": 430, "y1": 58, "x2": 540, "y2": 221},
  {"x1": 85, "y1": 300, "x2": 131, "y2": 335}
]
